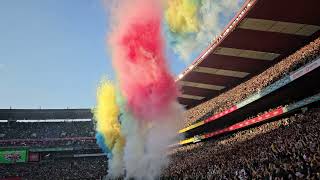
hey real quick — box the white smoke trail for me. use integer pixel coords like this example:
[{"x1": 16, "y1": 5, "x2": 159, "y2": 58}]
[
  {"x1": 122, "y1": 102, "x2": 184, "y2": 179},
  {"x1": 107, "y1": 142, "x2": 124, "y2": 177}
]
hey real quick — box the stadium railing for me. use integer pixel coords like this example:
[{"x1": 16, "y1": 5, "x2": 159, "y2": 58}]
[
  {"x1": 179, "y1": 91, "x2": 320, "y2": 145},
  {"x1": 179, "y1": 57, "x2": 320, "y2": 134}
]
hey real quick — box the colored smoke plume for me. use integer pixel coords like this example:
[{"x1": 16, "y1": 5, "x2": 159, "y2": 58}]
[
  {"x1": 165, "y1": 0, "x2": 200, "y2": 33},
  {"x1": 95, "y1": 132, "x2": 110, "y2": 154},
  {"x1": 165, "y1": 0, "x2": 244, "y2": 62},
  {"x1": 104, "y1": 0, "x2": 185, "y2": 178},
  {"x1": 95, "y1": 0, "x2": 245, "y2": 178},
  {"x1": 109, "y1": 0, "x2": 178, "y2": 121},
  {"x1": 93, "y1": 80, "x2": 125, "y2": 177}
]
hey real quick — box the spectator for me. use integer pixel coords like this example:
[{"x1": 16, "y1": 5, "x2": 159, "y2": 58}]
[
  {"x1": 0, "y1": 121, "x2": 95, "y2": 140},
  {"x1": 164, "y1": 108, "x2": 320, "y2": 179},
  {"x1": 184, "y1": 37, "x2": 320, "y2": 127}
]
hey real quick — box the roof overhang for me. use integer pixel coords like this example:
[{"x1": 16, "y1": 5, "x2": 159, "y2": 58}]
[{"x1": 177, "y1": 0, "x2": 320, "y2": 108}]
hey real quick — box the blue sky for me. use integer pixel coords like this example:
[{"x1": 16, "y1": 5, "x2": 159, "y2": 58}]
[
  {"x1": 0, "y1": 0, "x2": 185, "y2": 109},
  {"x1": 0, "y1": 0, "x2": 241, "y2": 109}
]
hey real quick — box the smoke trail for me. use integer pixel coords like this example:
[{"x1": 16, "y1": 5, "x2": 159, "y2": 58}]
[
  {"x1": 106, "y1": 0, "x2": 185, "y2": 178},
  {"x1": 109, "y1": 0, "x2": 178, "y2": 121},
  {"x1": 95, "y1": 132, "x2": 110, "y2": 155},
  {"x1": 165, "y1": 0, "x2": 200, "y2": 33},
  {"x1": 165, "y1": 0, "x2": 244, "y2": 62},
  {"x1": 93, "y1": 80, "x2": 125, "y2": 178},
  {"x1": 119, "y1": 102, "x2": 184, "y2": 179},
  {"x1": 115, "y1": 86, "x2": 143, "y2": 178}
]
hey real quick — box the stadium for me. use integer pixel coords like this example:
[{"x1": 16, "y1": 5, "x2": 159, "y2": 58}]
[{"x1": 1, "y1": 0, "x2": 320, "y2": 179}]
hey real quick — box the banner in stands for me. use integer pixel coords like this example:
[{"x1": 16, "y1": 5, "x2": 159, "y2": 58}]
[
  {"x1": 179, "y1": 58, "x2": 320, "y2": 134},
  {"x1": 285, "y1": 92, "x2": 320, "y2": 112},
  {"x1": 202, "y1": 107, "x2": 284, "y2": 139},
  {"x1": 290, "y1": 57, "x2": 320, "y2": 81},
  {"x1": 0, "y1": 150, "x2": 27, "y2": 164},
  {"x1": 179, "y1": 121, "x2": 204, "y2": 133},
  {"x1": 0, "y1": 177, "x2": 22, "y2": 180},
  {"x1": 28, "y1": 152, "x2": 40, "y2": 162}
]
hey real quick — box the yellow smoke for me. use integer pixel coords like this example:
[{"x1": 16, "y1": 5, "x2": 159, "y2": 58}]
[
  {"x1": 165, "y1": 0, "x2": 199, "y2": 33},
  {"x1": 94, "y1": 80, "x2": 125, "y2": 151}
]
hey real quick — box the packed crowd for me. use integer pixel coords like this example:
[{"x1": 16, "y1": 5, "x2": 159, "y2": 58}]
[
  {"x1": 184, "y1": 36, "x2": 320, "y2": 126},
  {"x1": 164, "y1": 108, "x2": 320, "y2": 179},
  {"x1": 1, "y1": 108, "x2": 318, "y2": 179},
  {"x1": 0, "y1": 121, "x2": 95, "y2": 139},
  {"x1": 0, "y1": 121, "x2": 98, "y2": 148},
  {"x1": 0, "y1": 157, "x2": 107, "y2": 180},
  {"x1": 1, "y1": 29, "x2": 319, "y2": 180},
  {"x1": 0, "y1": 137, "x2": 98, "y2": 149}
]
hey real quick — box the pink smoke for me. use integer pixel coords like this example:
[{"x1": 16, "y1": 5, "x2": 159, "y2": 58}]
[{"x1": 109, "y1": 0, "x2": 178, "y2": 121}]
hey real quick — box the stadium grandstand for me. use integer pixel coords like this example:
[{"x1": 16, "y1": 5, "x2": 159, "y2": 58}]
[
  {"x1": 1, "y1": 0, "x2": 320, "y2": 179},
  {"x1": 0, "y1": 110, "x2": 105, "y2": 179}
]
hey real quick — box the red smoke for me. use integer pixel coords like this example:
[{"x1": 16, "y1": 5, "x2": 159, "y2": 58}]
[{"x1": 109, "y1": 0, "x2": 178, "y2": 121}]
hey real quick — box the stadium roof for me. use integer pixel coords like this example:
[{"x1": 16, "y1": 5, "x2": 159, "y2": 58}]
[{"x1": 177, "y1": 0, "x2": 320, "y2": 108}]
